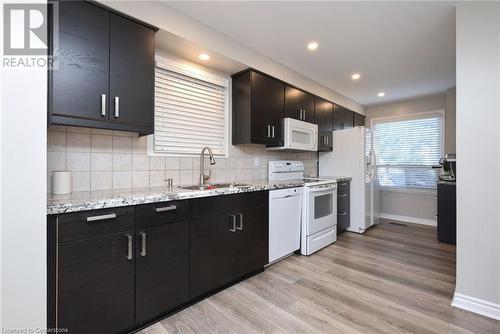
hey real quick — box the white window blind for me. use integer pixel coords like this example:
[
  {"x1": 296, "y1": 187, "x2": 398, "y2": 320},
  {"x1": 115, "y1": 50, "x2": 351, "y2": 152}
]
[
  {"x1": 152, "y1": 58, "x2": 229, "y2": 156},
  {"x1": 372, "y1": 112, "x2": 443, "y2": 190}
]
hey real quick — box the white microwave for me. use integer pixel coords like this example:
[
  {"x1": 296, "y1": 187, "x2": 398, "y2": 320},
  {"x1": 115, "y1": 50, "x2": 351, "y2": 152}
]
[{"x1": 268, "y1": 118, "x2": 318, "y2": 151}]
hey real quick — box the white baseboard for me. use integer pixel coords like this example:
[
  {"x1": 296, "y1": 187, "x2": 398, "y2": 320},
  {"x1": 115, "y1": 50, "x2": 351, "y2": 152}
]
[
  {"x1": 452, "y1": 293, "x2": 500, "y2": 321},
  {"x1": 379, "y1": 213, "x2": 437, "y2": 227}
]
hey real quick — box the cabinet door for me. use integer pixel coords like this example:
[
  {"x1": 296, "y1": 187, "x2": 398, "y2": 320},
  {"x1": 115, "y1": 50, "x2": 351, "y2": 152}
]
[
  {"x1": 50, "y1": 1, "x2": 109, "y2": 123},
  {"x1": 58, "y1": 232, "x2": 135, "y2": 334},
  {"x1": 333, "y1": 105, "x2": 354, "y2": 130},
  {"x1": 284, "y1": 85, "x2": 303, "y2": 120},
  {"x1": 437, "y1": 184, "x2": 456, "y2": 244},
  {"x1": 302, "y1": 91, "x2": 315, "y2": 123},
  {"x1": 353, "y1": 112, "x2": 366, "y2": 127},
  {"x1": 234, "y1": 192, "x2": 269, "y2": 277},
  {"x1": 135, "y1": 220, "x2": 189, "y2": 323},
  {"x1": 315, "y1": 97, "x2": 333, "y2": 151},
  {"x1": 109, "y1": 14, "x2": 155, "y2": 130},
  {"x1": 190, "y1": 196, "x2": 237, "y2": 298},
  {"x1": 251, "y1": 72, "x2": 284, "y2": 146}
]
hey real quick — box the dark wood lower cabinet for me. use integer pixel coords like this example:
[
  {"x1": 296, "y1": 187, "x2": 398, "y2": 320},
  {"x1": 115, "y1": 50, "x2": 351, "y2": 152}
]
[
  {"x1": 234, "y1": 193, "x2": 269, "y2": 277},
  {"x1": 437, "y1": 182, "x2": 456, "y2": 244},
  {"x1": 49, "y1": 191, "x2": 269, "y2": 333},
  {"x1": 189, "y1": 212, "x2": 236, "y2": 298},
  {"x1": 58, "y1": 232, "x2": 135, "y2": 334},
  {"x1": 135, "y1": 220, "x2": 189, "y2": 323}
]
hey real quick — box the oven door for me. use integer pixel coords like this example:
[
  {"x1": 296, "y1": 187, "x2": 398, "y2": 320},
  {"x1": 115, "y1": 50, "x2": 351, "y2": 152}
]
[{"x1": 307, "y1": 185, "x2": 337, "y2": 235}]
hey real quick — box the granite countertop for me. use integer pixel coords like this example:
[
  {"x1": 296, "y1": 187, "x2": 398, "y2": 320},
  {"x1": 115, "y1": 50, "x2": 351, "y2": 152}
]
[
  {"x1": 322, "y1": 176, "x2": 352, "y2": 182},
  {"x1": 47, "y1": 179, "x2": 305, "y2": 215}
]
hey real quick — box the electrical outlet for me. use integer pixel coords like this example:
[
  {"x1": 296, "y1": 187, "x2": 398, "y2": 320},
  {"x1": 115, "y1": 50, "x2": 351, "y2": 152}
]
[{"x1": 254, "y1": 157, "x2": 260, "y2": 167}]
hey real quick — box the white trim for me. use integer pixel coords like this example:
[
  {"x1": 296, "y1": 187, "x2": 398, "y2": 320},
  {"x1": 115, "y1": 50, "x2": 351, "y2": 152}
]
[
  {"x1": 379, "y1": 213, "x2": 437, "y2": 227},
  {"x1": 452, "y1": 293, "x2": 500, "y2": 321}
]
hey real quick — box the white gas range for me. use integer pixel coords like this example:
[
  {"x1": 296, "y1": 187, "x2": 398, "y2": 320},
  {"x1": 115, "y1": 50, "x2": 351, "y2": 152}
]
[{"x1": 269, "y1": 161, "x2": 337, "y2": 256}]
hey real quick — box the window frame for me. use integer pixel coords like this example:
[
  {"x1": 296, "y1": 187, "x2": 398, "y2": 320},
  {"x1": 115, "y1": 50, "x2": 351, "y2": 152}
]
[
  {"x1": 370, "y1": 109, "x2": 445, "y2": 193},
  {"x1": 147, "y1": 55, "x2": 230, "y2": 158}
]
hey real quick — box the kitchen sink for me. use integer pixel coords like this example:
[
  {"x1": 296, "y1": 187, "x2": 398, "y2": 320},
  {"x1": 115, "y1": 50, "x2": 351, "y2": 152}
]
[{"x1": 178, "y1": 183, "x2": 250, "y2": 191}]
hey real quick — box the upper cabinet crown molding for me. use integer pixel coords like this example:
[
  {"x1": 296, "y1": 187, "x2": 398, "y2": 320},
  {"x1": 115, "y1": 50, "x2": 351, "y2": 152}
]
[{"x1": 48, "y1": 1, "x2": 158, "y2": 135}]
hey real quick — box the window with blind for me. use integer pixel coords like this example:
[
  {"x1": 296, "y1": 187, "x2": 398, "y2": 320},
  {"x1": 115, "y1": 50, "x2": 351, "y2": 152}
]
[
  {"x1": 372, "y1": 111, "x2": 443, "y2": 190},
  {"x1": 149, "y1": 57, "x2": 229, "y2": 157}
]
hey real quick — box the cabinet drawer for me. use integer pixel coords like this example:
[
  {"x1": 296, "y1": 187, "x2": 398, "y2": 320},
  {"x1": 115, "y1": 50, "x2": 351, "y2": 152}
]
[
  {"x1": 58, "y1": 206, "x2": 135, "y2": 243},
  {"x1": 236, "y1": 191, "x2": 268, "y2": 210},
  {"x1": 337, "y1": 181, "x2": 350, "y2": 193},
  {"x1": 136, "y1": 200, "x2": 189, "y2": 228},
  {"x1": 337, "y1": 193, "x2": 350, "y2": 211},
  {"x1": 190, "y1": 194, "x2": 236, "y2": 217},
  {"x1": 337, "y1": 210, "x2": 350, "y2": 231}
]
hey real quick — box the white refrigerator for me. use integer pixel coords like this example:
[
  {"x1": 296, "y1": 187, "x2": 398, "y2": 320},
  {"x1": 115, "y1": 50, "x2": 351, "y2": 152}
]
[{"x1": 319, "y1": 127, "x2": 380, "y2": 233}]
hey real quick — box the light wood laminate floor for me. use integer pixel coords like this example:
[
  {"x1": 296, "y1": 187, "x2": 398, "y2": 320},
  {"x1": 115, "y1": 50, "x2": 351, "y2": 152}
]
[{"x1": 140, "y1": 220, "x2": 500, "y2": 334}]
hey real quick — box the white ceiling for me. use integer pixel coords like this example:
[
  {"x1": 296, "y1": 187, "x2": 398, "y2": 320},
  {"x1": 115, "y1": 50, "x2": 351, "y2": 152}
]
[{"x1": 166, "y1": 1, "x2": 456, "y2": 106}]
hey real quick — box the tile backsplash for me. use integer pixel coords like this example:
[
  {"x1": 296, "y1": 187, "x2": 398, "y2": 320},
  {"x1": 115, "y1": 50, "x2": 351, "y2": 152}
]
[{"x1": 47, "y1": 126, "x2": 318, "y2": 193}]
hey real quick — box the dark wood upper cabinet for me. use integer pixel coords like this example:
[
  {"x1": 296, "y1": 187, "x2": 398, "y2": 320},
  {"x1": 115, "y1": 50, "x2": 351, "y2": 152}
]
[
  {"x1": 333, "y1": 105, "x2": 354, "y2": 130},
  {"x1": 49, "y1": 1, "x2": 158, "y2": 135},
  {"x1": 232, "y1": 70, "x2": 284, "y2": 147},
  {"x1": 50, "y1": 1, "x2": 110, "y2": 124},
  {"x1": 109, "y1": 14, "x2": 155, "y2": 130},
  {"x1": 315, "y1": 97, "x2": 333, "y2": 151},
  {"x1": 285, "y1": 85, "x2": 315, "y2": 123},
  {"x1": 353, "y1": 112, "x2": 366, "y2": 127}
]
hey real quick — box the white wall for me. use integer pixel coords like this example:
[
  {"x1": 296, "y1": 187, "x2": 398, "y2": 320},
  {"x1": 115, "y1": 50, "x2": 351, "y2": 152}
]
[
  {"x1": 1, "y1": 55, "x2": 47, "y2": 328},
  {"x1": 453, "y1": 1, "x2": 500, "y2": 319},
  {"x1": 366, "y1": 94, "x2": 447, "y2": 225},
  {"x1": 445, "y1": 87, "x2": 456, "y2": 153},
  {"x1": 99, "y1": 0, "x2": 365, "y2": 114},
  {"x1": 0, "y1": 1, "x2": 47, "y2": 329}
]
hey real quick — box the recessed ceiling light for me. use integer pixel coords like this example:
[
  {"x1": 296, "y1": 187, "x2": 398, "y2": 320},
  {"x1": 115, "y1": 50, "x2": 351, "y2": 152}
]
[
  {"x1": 351, "y1": 73, "x2": 361, "y2": 80},
  {"x1": 378, "y1": 92, "x2": 386, "y2": 97},
  {"x1": 198, "y1": 53, "x2": 210, "y2": 61},
  {"x1": 307, "y1": 41, "x2": 318, "y2": 51}
]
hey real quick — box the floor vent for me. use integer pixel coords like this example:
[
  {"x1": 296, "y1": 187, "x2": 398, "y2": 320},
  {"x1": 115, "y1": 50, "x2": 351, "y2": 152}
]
[{"x1": 389, "y1": 222, "x2": 408, "y2": 227}]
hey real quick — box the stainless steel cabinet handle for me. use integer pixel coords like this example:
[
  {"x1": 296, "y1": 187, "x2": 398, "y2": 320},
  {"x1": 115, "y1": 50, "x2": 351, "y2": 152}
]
[
  {"x1": 326, "y1": 136, "x2": 329, "y2": 145},
  {"x1": 229, "y1": 215, "x2": 236, "y2": 232},
  {"x1": 272, "y1": 125, "x2": 275, "y2": 138},
  {"x1": 340, "y1": 182, "x2": 348, "y2": 186},
  {"x1": 236, "y1": 213, "x2": 244, "y2": 231},
  {"x1": 338, "y1": 194, "x2": 348, "y2": 197},
  {"x1": 155, "y1": 204, "x2": 177, "y2": 212},
  {"x1": 126, "y1": 234, "x2": 133, "y2": 260},
  {"x1": 114, "y1": 96, "x2": 119, "y2": 118},
  {"x1": 140, "y1": 232, "x2": 147, "y2": 257},
  {"x1": 101, "y1": 94, "x2": 106, "y2": 116},
  {"x1": 267, "y1": 125, "x2": 271, "y2": 138},
  {"x1": 338, "y1": 212, "x2": 348, "y2": 216},
  {"x1": 86, "y1": 213, "x2": 116, "y2": 222},
  {"x1": 303, "y1": 109, "x2": 306, "y2": 120}
]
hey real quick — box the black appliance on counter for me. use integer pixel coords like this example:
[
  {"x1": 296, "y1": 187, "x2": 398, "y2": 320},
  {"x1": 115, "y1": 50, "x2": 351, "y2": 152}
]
[{"x1": 436, "y1": 154, "x2": 456, "y2": 244}]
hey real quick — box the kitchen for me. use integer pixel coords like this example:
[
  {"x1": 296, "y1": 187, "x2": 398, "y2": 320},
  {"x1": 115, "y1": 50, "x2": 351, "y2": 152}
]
[{"x1": 1, "y1": 1, "x2": 500, "y2": 333}]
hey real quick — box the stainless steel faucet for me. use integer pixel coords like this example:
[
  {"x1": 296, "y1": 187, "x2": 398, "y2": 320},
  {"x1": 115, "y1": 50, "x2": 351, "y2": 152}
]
[{"x1": 199, "y1": 146, "x2": 216, "y2": 185}]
